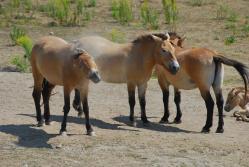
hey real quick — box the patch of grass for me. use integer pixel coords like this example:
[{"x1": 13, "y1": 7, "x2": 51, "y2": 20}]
[
  {"x1": 140, "y1": 1, "x2": 159, "y2": 30},
  {"x1": 9, "y1": 26, "x2": 26, "y2": 45},
  {"x1": 10, "y1": 0, "x2": 20, "y2": 8},
  {"x1": 224, "y1": 35, "x2": 235, "y2": 45},
  {"x1": 108, "y1": 28, "x2": 125, "y2": 43},
  {"x1": 111, "y1": 0, "x2": 133, "y2": 24},
  {"x1": 189, "y1": 0, "x2": 203, "y2": 6},
  {"x1": 23, "y1": 0, "x2": 33, "y2": 12},
  {"x1": 216, "y1": 4, "x2": 229, "y2": 20},
  {"x1": 87, "y1": 0, "x2": 96, "y2": 7},
  {"x1": 11, "y1": 55, "x2": 29, "y2": 72},
  {"x1": 227, "y1": 11, "x2": 238, "y2": 22},
  {"x1": 16, "y1": 36, "x2": 33, "y2": 60},
  {"x1": 162, "y1": 0, "x2": 178, "y2": 24}
]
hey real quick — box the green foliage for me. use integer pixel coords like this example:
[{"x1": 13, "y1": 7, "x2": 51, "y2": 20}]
[
  {"x1": 10, "y1": 0, "x2": 20, "y2": 8},
  {"x1": 227, "y1": 12, "x2": 238, "y2": 22},
  {"x1": 24, "y1": 0, "x2": 33, "y2": 11},
  {"x1": 111, "y1": 0, "x2": 133, "y2": 24},
  {"x1": 11, "y1": 55, "x2": 29, "y2": 72},
  {"x1": 189, "y1": 0, "x2": 203, "y2": 6},
  {"x1": 162, "y1": 0, "x2": 178, "y2": 24},
  {"x1": 108, "y1": 29, "x2": 125, "y2": 43},
  {"x1": 16, "y1": 36, "x2": 33, "y2": 60},
  {"x1": 216, "y1": 5, "x2": 229, "y2": 20},
  {"x1": 225, "y1": 35, "x2": 235, "y2": 45},
  {"x1": 47, "y1": 0, "x2": 70, "y2": 24},
  {"x1": 140, "y1": 1, "x2": 159, "y2": 30},
  {"x1": 87, "y1": 0, "x2": 96, "y2": 7},
  {"x1": 10, "y1": 26, "x2": 26, "y2": 45}
]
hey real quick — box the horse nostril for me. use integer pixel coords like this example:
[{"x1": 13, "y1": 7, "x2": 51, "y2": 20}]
[
  {"x1": 89, "y1": 71, "x2": 101, "y2": 83},
  {"x1": 169, "y1": 61, "x2": 180, "y2": 74}
]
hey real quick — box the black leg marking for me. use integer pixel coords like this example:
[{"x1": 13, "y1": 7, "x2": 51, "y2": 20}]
[
  {"x1": 201, "y1": 92, "x2": 214, "y2": 133},
  {"x1": 32, "y1": 88, "x2": 43, "y2": 126},
  {"x1": 128, "y1": 86, "x2": 136, "y2": 123},
  {"x1": 42, "y1": 80, "x2": 54, "y2": 125},
  {"x1": 82, "y1": 97, "x2": 93, "y2": 135},
  {"x1": 216, "y1": 93, "x2": 224, "y2": 133},
  {"x1": 139, "y1": 96, "x2": 149, "y2": 124},
  {"x1": 160, "y1": 90, "x2": 170, "y2": 123},
  {"x1": 60, "y1": 93, "x2": 70, "y2": 133},
  {"x1": 174, "y1": 90, "x2": 182, "y2": 124}
]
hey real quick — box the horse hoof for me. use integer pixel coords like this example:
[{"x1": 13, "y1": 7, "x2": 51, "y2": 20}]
[
  {"x1": 37, "y1": 121, "x2": 44, "y2": 127},
  {"x1": 201, "y1": 128, "x2": 210, "y2": 133},
  {"x1": 78, "y1": 111, "x2": 83, "y2": 118},
  {"x1": 216, "y1": 128, "x2": 224, "y2": 133},
  {"x1": 45, "y1": 120, "x2": 52, "y2": 125},
  {"x1": 159, "y1": 119, "x2": 169, "y2": 124},
  {"x1": 87, "y1": 131, "x2": 96, "y2": 136},
  {"x1": 60, "y1": 131, "x2": 67, "y2": 136},
  {"x1": 173, "y1": 119, "x2": 182, "y2": 124}
]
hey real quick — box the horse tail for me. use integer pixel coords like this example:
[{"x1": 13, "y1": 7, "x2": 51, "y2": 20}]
[{"x1": 213, "y1": 55, "x2": 249, "y2": 97}]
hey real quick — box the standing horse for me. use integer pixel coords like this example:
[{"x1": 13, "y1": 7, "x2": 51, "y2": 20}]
[
  {"x1": 31, "y1": 36, "x2": 101, "y2": 135},
  {"x1": 73, "y1": 34, "x2": 179, "y2": 125},
  {"x1": 154, "y1": 32, "x2": 249, "y2": 133}
]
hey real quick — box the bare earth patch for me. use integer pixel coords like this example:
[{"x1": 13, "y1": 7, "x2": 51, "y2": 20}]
[{"x1": 0, "y1": 72, "x2": 249, "y2": 167}]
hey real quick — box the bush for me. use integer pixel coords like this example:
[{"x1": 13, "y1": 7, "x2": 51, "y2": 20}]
[
  {"x1": 16, "y1": 36, "x2": 33, "y2": 60},
  {"x1": 140, "y1": 1, "x2": 159, "y2": 30},
  {"x1": 111, "y1": 0, "x2": 133, "y2": 24},
  {"x1": 162, "y1": 0, "x2": 178, "y2": 24},
  {"x1": 10, "y1": 26, "x2": 26, "y2": 45},
  {"x1": 108, "y1": 29, "x2": 125, "y2": 43},
  {"x1": 225, "y1": 35, "x2": 235, "y2": 45},
  {"x1": 11, "y1": 55, "x2": 29, "y2": 72}
]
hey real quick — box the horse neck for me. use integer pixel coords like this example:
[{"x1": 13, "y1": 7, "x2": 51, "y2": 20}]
[
  {"x1": 175, "y1": 46, "x2": 186, "y2": 54},
  {"x1": 130, "y1": 42, "x2": 156, "y2": 72}
]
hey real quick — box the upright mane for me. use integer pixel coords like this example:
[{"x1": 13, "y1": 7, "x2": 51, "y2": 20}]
[
  {"x1": 152, "y1": 32, "x2": 182, "y2": 40},
  {"x1": 132, "y1": 34, "x2": 155, "y2": 44}
]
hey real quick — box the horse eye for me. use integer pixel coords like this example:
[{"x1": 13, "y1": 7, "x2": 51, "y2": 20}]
[{"x1": 162, "y1": 49, "x2": 167, "y2": 53}]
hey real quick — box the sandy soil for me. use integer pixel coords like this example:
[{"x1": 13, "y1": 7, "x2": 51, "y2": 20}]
[{"x1": 0, "y1": 72, "x2": 249, "y2": 167}]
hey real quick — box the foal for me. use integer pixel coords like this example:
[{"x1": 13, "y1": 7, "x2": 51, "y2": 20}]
[
  {"x1": 155, "y1": 32, "x2": 249, "y2": 133},
  {"x1": 31, "y1": 36, "x2": 101, "y2": 135},
  {"x1": 73, "y1": 33, "x2": 179, "y2": 125}
]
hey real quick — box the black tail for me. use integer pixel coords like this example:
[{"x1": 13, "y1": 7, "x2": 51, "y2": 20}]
[{"x1": 213, "y1": 55, "x2": 249, "y2": 97}]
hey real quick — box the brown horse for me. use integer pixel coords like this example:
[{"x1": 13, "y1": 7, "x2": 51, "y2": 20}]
[
  {"x1": 31, "y1": 36, "x2": 101, "y2": 135},
  {"x1": 73, "y1": 33, "x2": 179, "y2": 125},
  {"x1": 154, "y1": 32, "x2": 249, "y2": 133}
]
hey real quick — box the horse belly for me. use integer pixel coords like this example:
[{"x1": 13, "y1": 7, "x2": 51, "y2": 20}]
[{"x1": 166, "y1": 72, "x2": 197, "y2": 90}]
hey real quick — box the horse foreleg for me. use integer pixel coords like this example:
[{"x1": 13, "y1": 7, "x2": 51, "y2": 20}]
[
  {"x1": 73, "y1": 89, "x2": 83, "y2": 117},
  {"x1": 127, "y1": 84, "x2": 136, "y2": 125},
  {"x1": 82, "y1": 96, "x2": 94, "y2": 136},
  {"x1": 160, "y1": 89, "x2": 170, "y2": 123},
  {"x1": 174, "y1": 88, "x2": 182, "y2": 124},
  {"x1": 201, "y1": 91, "x2": 214, "y2": 133},
  {"x1": 60, "y1": 87, "x2": 71, "y2": 135},
  {"x1": 42, "y1": 79, "x2": 55, "y2": 125},
  {"x1": 138, "y1": 83, "x2": 149, "y2": 125}
]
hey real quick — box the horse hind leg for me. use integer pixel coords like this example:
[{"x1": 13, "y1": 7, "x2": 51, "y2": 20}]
[
  {"x1": 174, "y1": 88, "x2": 182, "y2": 124},
  {"x1": 200, "y1": 89, "x2": 215, "y2": 133},
  {"x1": 32, "y1": 66, "x2": 44, "y2": 127},
  {"x1": 42, "y1": 79, "x2": 55, "y2": 125}
]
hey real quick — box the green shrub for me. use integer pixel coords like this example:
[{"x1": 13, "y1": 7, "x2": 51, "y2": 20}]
[
  {"x1": 189, "y1": 0, "x2": 203, "y2": 6},
  {"x1": 111, "y1": 0, "x2": 133, "y2": 24},
  {"x1": 162, "y1": 0, "x2": 178, "y2": 24},
  {"x1": 16, "y1": 36, "x2": 33, "y2": 60},
  {"x1": 24, "y1": 0, "x2": 33, "y2": 11},
  {"x1": 10, "y1": 26, "x2": 26, "y2": 45},
  {"x1": 140, "y1": 1, "x2": 159, "y2": 29},
  {"x1": 108, "y1": 29, "x2": 125, "y2": 43},
  {"x1": 87, "y1": 0, "x2": 96, "y2": 7},
  {"x1": 11, "y1": 55, "x2": 29, "y2": 72},
  {"x1": 225, "y1": 35, "x2": 235, "y2": 45},
  {"x1": 216, "y1": 4, "x2": 229, "y2": 20},
  {"x1": 10, "y1": 0, "x2": 20, "y2": 8},
  {"x1": 227, "y1": 11, "x2": 238, "y2": 22}
]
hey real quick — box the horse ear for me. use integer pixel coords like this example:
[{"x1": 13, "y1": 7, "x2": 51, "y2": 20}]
[
  {"x1": 73, "y1": 48, "x2": 86, "y2": 59},
  {"x1": 165, "y1": 32, "x2": 170, "y2": 42},
  {"x1": 151, "y1": 35, "x2": 162, "y2": 42}
]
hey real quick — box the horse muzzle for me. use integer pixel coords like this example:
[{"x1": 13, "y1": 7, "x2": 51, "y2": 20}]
[
  {"x1": 89, "y1": 70, "x2": 101, "y2": 83},
  {"x1": 169, "y1": 60, "x2": 180, "y2": 75}
]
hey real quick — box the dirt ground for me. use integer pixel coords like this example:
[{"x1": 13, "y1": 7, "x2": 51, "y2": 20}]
[{"x1": 0, "y1": 72, "x2": 249, "y2": 167}]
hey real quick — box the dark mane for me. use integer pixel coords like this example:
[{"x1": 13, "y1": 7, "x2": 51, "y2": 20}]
[{"x1": 132, "y1": 34, "x2": 154, "y2": 44}]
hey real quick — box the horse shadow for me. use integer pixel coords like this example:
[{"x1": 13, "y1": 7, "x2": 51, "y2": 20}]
[
  {"x1": 113, "y1": 115, "x2": 196, "y2": 133},
  {"x1": 0, "y1": 124, "x2": 56, "y2": 149},
  {"x1": 18, "y1": 114, "x2": 139, "y2": 132}
]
